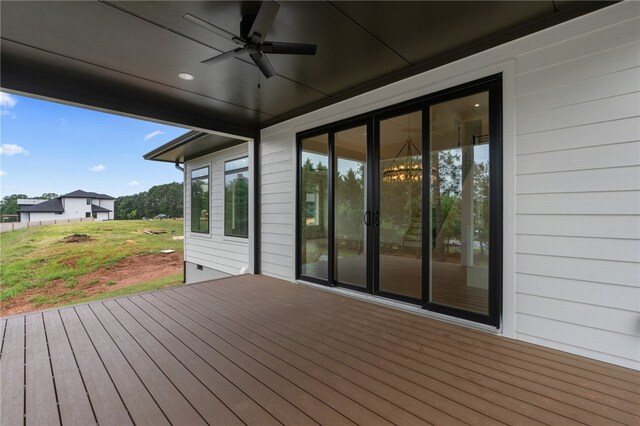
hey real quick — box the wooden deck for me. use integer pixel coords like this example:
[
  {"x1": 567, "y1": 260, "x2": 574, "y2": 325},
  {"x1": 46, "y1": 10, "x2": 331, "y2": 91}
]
[{"x1": 1, "y1": 275, "x2": 639, "y2": 426}]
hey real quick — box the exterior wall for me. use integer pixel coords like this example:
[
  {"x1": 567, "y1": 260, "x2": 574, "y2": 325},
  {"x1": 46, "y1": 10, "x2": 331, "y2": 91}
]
[
  {"x1": 184, "y1": 143, "x2": 252, "y2": 276},
  {"x1": 185, "y1": 261, "x2": 231, "y2": 284},
  {"x1": 94, "y1": 199, "x2": 115, "y2": 219},
  {"x1": 61, "y1": 197, "x2": 92, "y2": 219},
  {"x1": 95, "y1": 211, "x2": 110, "y2": 221},
  {"x1": 259, "y1": 2, "x2": 640, "y2": 369},
  {"x1": 21, "y1": 212, "x2": 64, "y2": 222}
]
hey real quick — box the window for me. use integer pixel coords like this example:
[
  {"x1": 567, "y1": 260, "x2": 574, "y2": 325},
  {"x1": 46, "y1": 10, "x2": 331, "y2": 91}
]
[
  {"x1": 224, "y1": 157, "x2": 249, "y2": 238},
  {"x1": 86, "y1": 198, "x2": 91, "y2": 205},
  {"x1": 190, "y1": 166, "x2": 210, "y2": 233},
  {"x1": 85, "y1": 212, "x2": 91, "y2": 218}
]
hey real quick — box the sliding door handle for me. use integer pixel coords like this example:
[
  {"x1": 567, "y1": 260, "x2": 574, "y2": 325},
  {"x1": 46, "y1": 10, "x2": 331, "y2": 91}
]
[
  {"x1": 363, "y1": 211, "x2": 371, "y2": 226},
  {"x1": 374, "y1": 212, "x2": 380, "y2": 227}
]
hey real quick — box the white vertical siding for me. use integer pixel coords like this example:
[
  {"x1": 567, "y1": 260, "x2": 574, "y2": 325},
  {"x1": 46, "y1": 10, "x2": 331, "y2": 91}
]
[
  {"x1": 259, "y1": 3, "x2": 640, "y2": 368},
  {"x1": 184, "y1": 143, "x2": 250, "y2": 276},
  {"x1": 513, "y1": 12, "x2": 640, "y2": 369}
]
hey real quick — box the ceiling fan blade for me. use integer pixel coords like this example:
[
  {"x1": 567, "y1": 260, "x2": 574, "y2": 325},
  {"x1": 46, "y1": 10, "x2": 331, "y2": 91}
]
[
  {"x1": 201, "y1": 48, "x2": 244, "y2": 65},
  {"x1": 250, "y1": 51, "x2": 277, "y2": 79},
  {"x1": 262, "y1": 41, "x2": 317, "y2": 55},
  {"x1": 184, "y1": 13, "x2": 244, "y2": 44},
  {"x1": 248, "y1": 1, "x2": 280, "y2": 44}
]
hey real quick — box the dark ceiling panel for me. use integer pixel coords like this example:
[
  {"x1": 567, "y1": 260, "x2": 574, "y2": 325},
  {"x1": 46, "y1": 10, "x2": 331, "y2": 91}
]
[
  {"x1": 0, "y1": 40, "x2": 264, "y2": 137},
  {"x1": 0, "y1": 0, "x2": 326, "y2": 121},
  {"x1": 332, "y1": 1, "x2": 557, "y2": 65},
  {"x1": 0, "y1": 1, "x2": 616, "y2": 135},
  {"x1": 110, "y1": 0, "x2": 409, "y2": 95}
]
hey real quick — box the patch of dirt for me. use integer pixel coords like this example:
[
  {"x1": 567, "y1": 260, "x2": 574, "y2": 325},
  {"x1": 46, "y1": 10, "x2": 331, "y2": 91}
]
[
  {"x1": 1, "y1": 252, "x2": 183, "y2": 317},
  {"x1": 63, "y1": 234, "x2": 92, "y2": 243},
  {"x1": 62, "y1": 255, "x2": 82, "y2": 268}
]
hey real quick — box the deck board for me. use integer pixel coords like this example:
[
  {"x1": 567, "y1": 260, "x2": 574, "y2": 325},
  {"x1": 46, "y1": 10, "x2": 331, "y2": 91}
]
[
  {"x1": 143, "y1": 292, "x2": 379, "y2": 425},
  {"x1": 183, "y1": 285, "x2": 490, "y2": 425},
  {"x1": 156, "y1": 290, "x2": 398, "y2": 425},
  {"x1": 1, "y1": 317, "x2": 25, "y2": 426},
  {"x1": 129, "y1": 294, "x2": 342, "y2": 425},
  {"x1": 113, "y1": 297, "x2": 267, "y2": 426},
  {"x1": 58, "y1": 307, "x2": 133, "y2": 426},
  {"x1": 211, "y1": 277, "x2": 638, "y2": 422},
  {"x1": 2, "y1": 274, "x2": 639, "y2": 426},
  {"x1": 89, "y1": 302, "x2": 207, "y2": 426},
  {"x1": 42, "y1": 310, "x2": 96, "y2": 426},
  {"x1": 25, "y1": 314, "x2": 59, "y2": 426},
  {"x1": 73, "y1": 304, "x2": 169, "y2": 426},
  {"x1": 231, "y1": 278, "x2": 639, "y2": 424}
]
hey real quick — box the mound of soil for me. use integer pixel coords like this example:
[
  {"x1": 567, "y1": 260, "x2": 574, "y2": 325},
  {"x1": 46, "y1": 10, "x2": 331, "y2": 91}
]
[{"x1": 63, "y1": 234, "x2": 92, "y2": 243}]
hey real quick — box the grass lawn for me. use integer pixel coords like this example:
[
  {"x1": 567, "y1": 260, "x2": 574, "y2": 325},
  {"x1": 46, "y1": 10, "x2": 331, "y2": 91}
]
[{"x1": 0, "y1": 219, "x2": 184, "y2": 315}]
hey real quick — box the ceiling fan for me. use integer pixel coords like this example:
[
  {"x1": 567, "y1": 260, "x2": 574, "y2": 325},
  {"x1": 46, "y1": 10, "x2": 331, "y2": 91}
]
[{"x1": 184, "y1": 1, "x2": 317, "y2": 79}]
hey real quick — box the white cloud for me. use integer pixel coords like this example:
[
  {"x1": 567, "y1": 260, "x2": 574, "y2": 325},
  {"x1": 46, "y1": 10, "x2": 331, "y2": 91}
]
[
  {"x1": 128, "y1": 179, "x2": 139, "y2": 186},
  {"x1": 89, "y1": 164, "x2": 106, "y2": 172},
  {"x1": 144, "y1": 130, "x2": 164, "y2": 141},
  {"x1": 0, "y1": 93, "x2": 17, "y2": 117},
  {"x1": 0, "y1": 170, "x2": 6, "y2": 177},
  {"x1": 0, "y1": 144, "x2": 29, "y2": 156}
]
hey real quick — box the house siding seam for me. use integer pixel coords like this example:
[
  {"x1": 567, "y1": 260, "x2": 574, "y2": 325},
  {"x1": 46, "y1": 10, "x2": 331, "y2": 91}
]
[
  {"x1": 259, "y1": 2, "x2": 640, "y2": 369},
  {"x1": 184, "y1": 143, "x2": 250, "y2": 278}
]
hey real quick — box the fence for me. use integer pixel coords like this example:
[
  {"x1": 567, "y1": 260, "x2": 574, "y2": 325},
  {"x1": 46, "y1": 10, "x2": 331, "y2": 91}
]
[{"x1": 0, "y1": 217, "x2": 94, "y2": 233}]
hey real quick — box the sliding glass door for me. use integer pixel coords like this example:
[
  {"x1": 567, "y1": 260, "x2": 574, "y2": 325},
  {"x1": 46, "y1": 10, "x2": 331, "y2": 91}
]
[
  {"x1": 297, "y1": 75, "x2": 501, "y2": 326},
  {"x1": 334, "y1": 125, "x2": 368, "y2": 288},
  {"x1": 378, "y1": 110, "x2": 423, "y2": 301},
  {"x1": 299, "y1": 134, "x2": 329, "y2": 281},
  {"x1": 429, "y1": 92, "x2": 491, "y2": 315}
]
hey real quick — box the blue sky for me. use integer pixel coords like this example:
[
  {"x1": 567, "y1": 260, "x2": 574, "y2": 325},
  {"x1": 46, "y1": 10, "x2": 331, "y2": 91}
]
[{"x1": 0, "y1": 92, "x2": 189, "y2": 198}]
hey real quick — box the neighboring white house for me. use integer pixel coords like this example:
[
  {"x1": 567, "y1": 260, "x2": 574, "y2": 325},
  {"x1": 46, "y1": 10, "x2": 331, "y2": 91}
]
[
  {"x1": 147, "y1": 2, "x2": 640, "y2": 371},
  {"x1": 18, "y1": 190, "x2": 115, "y2": 222}
]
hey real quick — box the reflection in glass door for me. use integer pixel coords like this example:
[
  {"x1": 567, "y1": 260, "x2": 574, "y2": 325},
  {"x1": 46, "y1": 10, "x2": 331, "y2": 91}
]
[
  {"x1": 334, "y1": 125, "x2": 368, "y2": 288},
  {"x1": 429, "y1": 91, "x2": 490, "y2": 315},
  {"x1": 378, "y1": 111, "x2": 422, "y2": 300},
  {"x1": 299, "y1": 134, "x2": 329, "y2": 281}
]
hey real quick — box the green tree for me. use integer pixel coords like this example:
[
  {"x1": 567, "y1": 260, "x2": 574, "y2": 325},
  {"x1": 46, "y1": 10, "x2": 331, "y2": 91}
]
[
  {"x1": 39, "y1": 193, "x2": 58, "y2": 199},
  {"x1": 115, "y1": 182, "x2": 183, "y2": 220},
  {"x1": 0, "y1": 194, "x2": 29, "y2": 216}
]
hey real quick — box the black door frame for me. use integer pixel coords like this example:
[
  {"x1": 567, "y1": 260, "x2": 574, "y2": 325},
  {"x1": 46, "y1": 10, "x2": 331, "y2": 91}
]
[{"x1": 296, "y1": 74, "x2": 502, "y2": 327}]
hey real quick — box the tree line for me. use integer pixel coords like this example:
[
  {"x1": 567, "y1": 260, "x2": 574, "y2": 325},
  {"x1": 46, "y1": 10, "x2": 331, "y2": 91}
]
[
  {"x1": 0, "y1": 183, "x2": 183, "y2": 220},
  {"x1": 115, "y1": 182, "x2": 183, "y2": 219}
]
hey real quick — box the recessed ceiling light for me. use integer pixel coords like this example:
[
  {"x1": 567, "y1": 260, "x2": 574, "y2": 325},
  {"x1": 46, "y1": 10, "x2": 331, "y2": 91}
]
[
  {"x1": 178, "y1": 73, "x2": 194, "y2": 81},
  {"x1": 474, "y1": 103, "x2": 480, "y2": 107}
]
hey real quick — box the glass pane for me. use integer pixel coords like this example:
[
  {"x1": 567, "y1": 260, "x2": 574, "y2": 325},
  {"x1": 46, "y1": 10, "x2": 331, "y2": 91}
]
[
  {"x1": 225, "y1": 157, "x2": 249, "y2": 172},
  {"x1": 335, "y1": 125, "x2": 367, "y2": 287},
  {"x1": 379, "y1": 111, "x2": 422, "y2": 299},
  {"x1": 191, "y1": 167, "x2": 209, "y2": 233},
  {"x1": 429, "y1": 91, "x2": 490, "y2": 314},
  {"x1": 192, "y1": 167, "x2": 208, "y2": 179},
  {"x1": 300, "y1": 134, "x2": 329, "y2": 280},
  {"x1": 224, "y1": 169, "x2": 249, "y2": 237}
]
